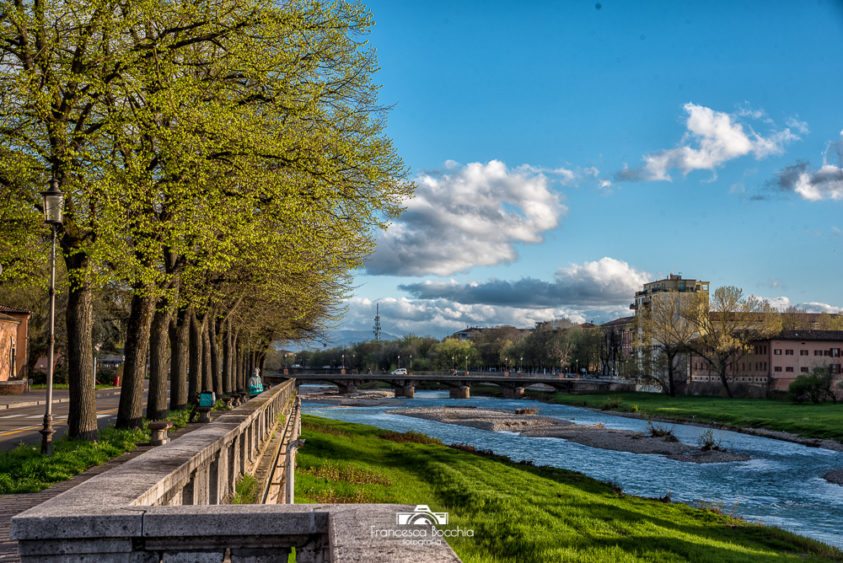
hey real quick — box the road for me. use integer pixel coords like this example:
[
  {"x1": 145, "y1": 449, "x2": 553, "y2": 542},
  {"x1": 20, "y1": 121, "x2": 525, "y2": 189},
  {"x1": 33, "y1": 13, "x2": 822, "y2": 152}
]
[{"x1": 0, "y1": 391, "x2": 123, "y2": 452}]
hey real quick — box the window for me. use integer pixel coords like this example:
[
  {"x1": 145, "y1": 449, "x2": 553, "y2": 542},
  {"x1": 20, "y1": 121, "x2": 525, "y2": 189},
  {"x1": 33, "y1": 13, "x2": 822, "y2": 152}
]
[
  {"x1": 774, "y1": 366, "x2": 782, "y2": 372},
  {"x1": 774, "y1": 349, "x2": 782, "y2": 355},
  {"x1": 785, "y1": 367, "x2": 794, "y2": 373},
  {"x1": 800, "y1": 367, "x2": 809, "y2": 373},
  {"x1": 800, "y1": 350, "x2": 808, "y2": 356},
  {"x1": 785, "y1": 349, "x2": 794, "y2": 356},
  {"x1": 815, "y1": 350, "x2": 823, "y2": 356}
]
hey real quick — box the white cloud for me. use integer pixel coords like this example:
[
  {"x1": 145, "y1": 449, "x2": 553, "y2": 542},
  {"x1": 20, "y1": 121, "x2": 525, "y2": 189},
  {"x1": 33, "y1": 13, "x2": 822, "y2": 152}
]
[
  {"x1": 365, "y1": 160, "x2": 566, "y2": 276},
  {"x1": 755, "y1": 295, "x2": 842, "y2": 314},
  {"x1": 400, "y1": 257, "x2": 649, "y2": 309},
  {"x1": 617, "y1": 103, "x2": 801, "y2": 182},
  {"x1": 774, "y1": 137, "x2": 843, "y2": 201}
]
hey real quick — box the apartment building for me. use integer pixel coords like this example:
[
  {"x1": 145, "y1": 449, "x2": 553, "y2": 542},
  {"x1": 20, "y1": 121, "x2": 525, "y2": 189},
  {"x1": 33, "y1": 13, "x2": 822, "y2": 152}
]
[
  {"x1": 689, "y1": 330, "x2": 843, "y2": 392},
  {"x1": 630, "y1": 273, "x2": 709, "y2": 313}
]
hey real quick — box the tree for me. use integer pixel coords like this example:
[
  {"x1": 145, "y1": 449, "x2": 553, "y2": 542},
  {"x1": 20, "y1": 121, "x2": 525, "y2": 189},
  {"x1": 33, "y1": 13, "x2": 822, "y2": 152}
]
[
  {"x1": 1, "y1": 0, "x2": 410, "y2": 433},
  {"x1": 685, "y1": 286, "x2": 781, "y2": 398},
  {"x1": 789, "y1": 367, "x2": 837, "y2": 404},
  {"x1": 638, "y1": 293, "x2": 698, "y2": 396},
  {"x1": 431, "y1": 338, "x2": 479, "y2": 371}
]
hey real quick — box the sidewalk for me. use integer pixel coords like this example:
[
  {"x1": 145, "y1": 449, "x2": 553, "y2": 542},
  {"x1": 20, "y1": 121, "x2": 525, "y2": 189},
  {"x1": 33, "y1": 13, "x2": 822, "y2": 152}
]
[
  {"x1": 0, "y1": 387, "x2": 121, "y2": 411},
  {"x1": 0, "y1": 421, "x2": 201, "y2": 562}
]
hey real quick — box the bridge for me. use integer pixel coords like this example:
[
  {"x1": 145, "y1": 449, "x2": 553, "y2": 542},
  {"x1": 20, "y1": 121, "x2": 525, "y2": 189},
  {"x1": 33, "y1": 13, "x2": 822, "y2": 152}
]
[{"x1": 266, "y1": 370, "x2": 634, "y2": 399}]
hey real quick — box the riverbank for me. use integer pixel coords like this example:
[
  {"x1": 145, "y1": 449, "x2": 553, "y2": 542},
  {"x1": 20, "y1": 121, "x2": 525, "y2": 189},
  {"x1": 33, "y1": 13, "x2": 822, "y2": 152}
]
[
  {"x1": 296, "y1": 414, "x2": 842, "y2": 562},
  {"x1": 389, "y1": 406, "x2": 749, "y2": 463},
  {"x1": 533, "y1": 391, "x2": 843, "y2": 446}
]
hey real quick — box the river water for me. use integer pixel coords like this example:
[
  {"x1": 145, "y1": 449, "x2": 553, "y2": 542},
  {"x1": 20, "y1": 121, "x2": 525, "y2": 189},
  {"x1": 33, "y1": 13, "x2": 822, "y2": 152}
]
[{"x1": 302, "y1": 389, "x2": 843, "y2": 548}]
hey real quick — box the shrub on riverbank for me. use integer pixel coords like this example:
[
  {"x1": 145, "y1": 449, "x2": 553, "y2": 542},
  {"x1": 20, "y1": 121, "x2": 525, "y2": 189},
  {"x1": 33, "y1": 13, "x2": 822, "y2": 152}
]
[{"x1": 296, "y1": 415, "x2": 842, "y2": 562}]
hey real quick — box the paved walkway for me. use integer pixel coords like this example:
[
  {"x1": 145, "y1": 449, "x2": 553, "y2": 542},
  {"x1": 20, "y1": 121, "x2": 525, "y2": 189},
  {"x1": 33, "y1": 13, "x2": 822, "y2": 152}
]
[{"x1": 0, "y1": 422, "x2": 200, "y2": 562}]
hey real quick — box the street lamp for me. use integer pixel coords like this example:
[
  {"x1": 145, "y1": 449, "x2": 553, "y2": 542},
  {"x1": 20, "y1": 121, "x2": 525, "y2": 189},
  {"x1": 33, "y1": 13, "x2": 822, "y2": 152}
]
[
  {"x1": 397, "y1": 354, "x2": 401, "y2": 369},
  {"x1": 40, "y1": 179, "x2": 64, "y2": 455},
  {"x1": 520, "y1": 356, "x2": 523, "y2": 373},
  {"x1": 341, "y1": 353, "x2": 345, "y2": 370},
  {"x1": 409, "y1": 354, "x2": 413, "y2": 372},
  {"x1": 464, "y1": 354, "x2": 468, "y2": 374}
]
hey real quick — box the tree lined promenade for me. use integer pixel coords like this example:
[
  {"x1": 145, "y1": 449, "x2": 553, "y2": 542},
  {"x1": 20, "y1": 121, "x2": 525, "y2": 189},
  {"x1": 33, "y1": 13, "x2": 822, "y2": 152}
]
[{"x1": 0, "y1": 0, "x2": 410, "y2": 440}]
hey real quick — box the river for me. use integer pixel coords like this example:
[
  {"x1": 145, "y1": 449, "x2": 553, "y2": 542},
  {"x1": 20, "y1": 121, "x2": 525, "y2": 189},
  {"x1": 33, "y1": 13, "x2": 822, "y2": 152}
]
[{"x1": 301, "y1": 389, "x2": 843, "y2": 548}]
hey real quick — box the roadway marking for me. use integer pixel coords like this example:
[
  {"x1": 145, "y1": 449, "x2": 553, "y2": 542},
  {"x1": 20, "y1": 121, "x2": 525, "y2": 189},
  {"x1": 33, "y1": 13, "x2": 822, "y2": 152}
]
[
  {"x1": 0, "y1": 408, "x2": 119, "y2": 438},
  {"x1": 0, "y1": 414, "x2": 26, "y2": 419}
]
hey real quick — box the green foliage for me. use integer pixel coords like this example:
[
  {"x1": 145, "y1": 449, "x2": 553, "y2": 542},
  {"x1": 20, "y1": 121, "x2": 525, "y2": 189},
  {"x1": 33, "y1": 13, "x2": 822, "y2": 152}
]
[
  {"x1": 789, "y1": 368, "x2": 838, "y2": 404},
  {"x1": 297, "y1": 415, "x2": 842, "y2": 562},
  {"x1": 230, "y1": 474, "x2": 261, "y2": 504}
]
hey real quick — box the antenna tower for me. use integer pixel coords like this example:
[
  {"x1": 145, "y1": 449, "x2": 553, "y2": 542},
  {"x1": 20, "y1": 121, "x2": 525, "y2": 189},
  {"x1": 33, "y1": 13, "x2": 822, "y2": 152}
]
[{"x1": 373, "y1": 303, "x2": 382, "y2": 341}]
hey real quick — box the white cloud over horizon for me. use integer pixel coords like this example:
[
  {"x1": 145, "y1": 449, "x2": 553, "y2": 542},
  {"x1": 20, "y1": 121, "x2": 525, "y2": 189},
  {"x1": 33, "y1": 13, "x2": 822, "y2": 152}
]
[
  {"x1": 399, "y1": 257, "x2": 650, "y2": 309},
  {"x1": 337, "y1": 296, "x2": 632, "y2": 341},
  {"x1": 755, "y1": 295, "x2": 843, "y2": 314},
  {"x1": 617, "y1": 103, "x2": 801, "y2": 182},
  {"x1": 364, "y1": 160, "x2": 566, "y2": 276}
]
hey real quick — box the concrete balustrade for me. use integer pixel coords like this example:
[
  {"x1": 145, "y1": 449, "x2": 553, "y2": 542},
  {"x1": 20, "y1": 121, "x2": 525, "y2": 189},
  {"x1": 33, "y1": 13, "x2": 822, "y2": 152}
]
[{"x1": 11, "y1": 378, "x2": 461, "y2": 562}]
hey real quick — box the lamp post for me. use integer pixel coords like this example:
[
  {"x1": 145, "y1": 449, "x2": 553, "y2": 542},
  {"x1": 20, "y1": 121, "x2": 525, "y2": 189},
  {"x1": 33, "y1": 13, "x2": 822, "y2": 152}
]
[
  {"x1": 464, "y1": 354, "x2": 468, "y2": 374},
  {"x1": 40, "y1": 179, "x2": 63, "y2": 455},
  {"x1": 397, "y1": 354, "x2": 400, "y2": 369},
  {"x1": 409, "y1": 354, "x2": 413, "y2": 372},
  {"x1": 520, "y1": 356, "x2": 523, "y2": 373}
]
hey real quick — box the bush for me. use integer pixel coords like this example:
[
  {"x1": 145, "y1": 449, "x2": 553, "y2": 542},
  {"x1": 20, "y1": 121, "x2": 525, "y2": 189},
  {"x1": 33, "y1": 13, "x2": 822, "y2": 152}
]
[
  {"x1": 697, "y1": 429, "x2": 722, "y2": 451},
  {"x1": 600, "y1": 397, "x2": 623, "y2": 410},
  {"x1": 789, "y1": 368, "x2": 837, "y2": 404}
]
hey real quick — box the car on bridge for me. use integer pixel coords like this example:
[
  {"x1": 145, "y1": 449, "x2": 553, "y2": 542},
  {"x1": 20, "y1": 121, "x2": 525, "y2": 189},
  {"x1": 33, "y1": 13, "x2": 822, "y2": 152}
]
[{"x1": 391, "y1": 368, "x2": 408, "y2": 375}]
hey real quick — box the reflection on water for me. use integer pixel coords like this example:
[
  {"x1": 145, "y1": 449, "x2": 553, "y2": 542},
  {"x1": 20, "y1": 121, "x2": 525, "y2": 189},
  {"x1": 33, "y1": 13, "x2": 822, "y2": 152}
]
[{"x1": 302, "y1": 390, "x2": 843, "y2": 548}]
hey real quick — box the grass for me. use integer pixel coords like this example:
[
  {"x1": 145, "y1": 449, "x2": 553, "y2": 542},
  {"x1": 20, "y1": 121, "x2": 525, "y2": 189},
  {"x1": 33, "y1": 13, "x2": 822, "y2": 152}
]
[
  {"x1": 296, "y1": 415, "x2": 842, "y2": 562},
  {"x1": 0, "y1": 409, "x2": 191, "y2": 494},
  {"x1": 230, "y1": 474, "x2": 261, "y2": 504},
  {"x1": 544, "y1": 392, "x2": 843, "y2": 443}
]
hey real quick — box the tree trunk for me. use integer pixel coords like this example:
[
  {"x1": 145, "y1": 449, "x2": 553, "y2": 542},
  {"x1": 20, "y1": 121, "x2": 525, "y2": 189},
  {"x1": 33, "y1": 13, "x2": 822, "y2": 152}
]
[
  {"x1": 718, "y1": 361, "x2": 733, "y2": 398},
  {"x1": 222, "y1": 320, "x2": 232, "y2": 395},
  {"x1": 202, "y1": 314, "x2": 213, "y2": 393},
  {"x1": 64, "y1": 253, "x2": 97, "y2": 440},
  {"x1": 209, "y1": 314, "x2": 223, "y2": 396},
  {"x1": 188, "y1": 308, "x2": 203, "y2": 402},
  {"x1": 169, "y1": 307, "x2": 189, "y2": 410},
  {"x1": 666, "y1": 352, "x2": 676, "y2": 397},
  {"x1": 146, "y1": 303, "x2": 170, "y2": 420},
  {"x1": 117, "y1": 293, "x2": 156, "y2": 429}
]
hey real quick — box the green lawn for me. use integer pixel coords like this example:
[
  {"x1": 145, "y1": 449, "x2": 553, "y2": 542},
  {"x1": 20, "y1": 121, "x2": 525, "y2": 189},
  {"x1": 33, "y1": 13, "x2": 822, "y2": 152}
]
[
  {"x1": 296, "y1": 415, "x2": 842, "y2": 562},
  {"x1": 543, "y1": 392, "x2": 843, "y2": 443},
  {"x1": 0, "y1": 410, "x2": 190, "y2": 493}
]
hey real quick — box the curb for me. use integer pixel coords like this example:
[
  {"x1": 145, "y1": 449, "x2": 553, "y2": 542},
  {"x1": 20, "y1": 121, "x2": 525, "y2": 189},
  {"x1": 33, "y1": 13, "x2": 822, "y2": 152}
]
[{"x1": 0, "y1": 389, "x2": 121, "y2": 411}]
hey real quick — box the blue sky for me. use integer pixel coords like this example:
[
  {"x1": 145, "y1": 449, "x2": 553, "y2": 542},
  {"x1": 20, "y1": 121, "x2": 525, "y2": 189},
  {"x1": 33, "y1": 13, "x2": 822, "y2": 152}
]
[{"x1": 328, "y1": 1, "x2": 843, "y2": 344}]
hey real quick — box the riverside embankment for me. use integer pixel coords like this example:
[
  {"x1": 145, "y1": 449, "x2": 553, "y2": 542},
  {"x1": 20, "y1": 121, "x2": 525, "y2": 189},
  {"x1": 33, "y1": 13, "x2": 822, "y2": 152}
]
[
  {"x1": 295, "y1": 414, "x2": 843, "y2": 562},
  {"x1": 301, "y1": 388, "x2": 843, "y2": 549}
]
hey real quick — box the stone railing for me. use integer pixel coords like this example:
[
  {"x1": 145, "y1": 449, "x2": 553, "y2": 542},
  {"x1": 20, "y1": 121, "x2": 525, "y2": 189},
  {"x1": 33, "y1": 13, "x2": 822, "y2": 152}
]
[{"x1": 11, "y1": 378, "x2": 461, "y2": 562}]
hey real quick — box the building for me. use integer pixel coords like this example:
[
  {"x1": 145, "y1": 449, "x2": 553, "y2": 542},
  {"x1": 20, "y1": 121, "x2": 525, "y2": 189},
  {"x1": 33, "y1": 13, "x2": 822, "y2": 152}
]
[
  {"x1": 689, "y1": 330, "x2": 843, "y2": 394},
  {"x1": 0, "y1": 304, "x2": 31, "y2": 382},
  {"x1": 630, "y1": 273, "x2": 709, "y2": 313}
]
